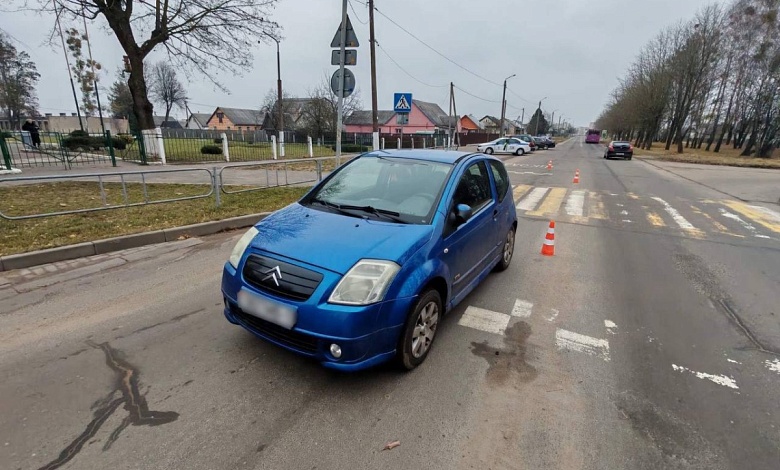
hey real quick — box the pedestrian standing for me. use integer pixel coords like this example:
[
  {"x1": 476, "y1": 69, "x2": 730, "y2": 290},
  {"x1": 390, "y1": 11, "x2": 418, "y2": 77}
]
[{"x1": 21, "y1": 119, "x2": 41, "y2": 148}]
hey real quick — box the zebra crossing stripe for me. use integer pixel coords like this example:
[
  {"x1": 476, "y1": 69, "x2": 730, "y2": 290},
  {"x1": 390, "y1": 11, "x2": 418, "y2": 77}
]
[
  {"x1": 587, "y1": 191, "x2": 607, "y2": 219},
  {"x1": 651, "y1": 197, "x2": 697, "y2": 231},
  {"x1": 555, "y1": 328, "x2": 610, "y2": 362},
  {"x1": 458, "y1": 307, "x2": 510, "y2": 335},
  {"x1": 722, "y1": 201, "x2": 780, "y2": 234},
  {"x1": 528, "y1": 187, "x2": 567, "y2": 216},
  {"x1": 517, "y1": 187, "x2": 549, "y2": 211},
  {"x1": 564, "y1": 190, "x2": 586, "y2": 217},
  {"x1": 512, "y1": 184, "x2": 533, "y2": 201},
  {"x1": 511, "y1": 299, "x2": 533, "y2": 318}
]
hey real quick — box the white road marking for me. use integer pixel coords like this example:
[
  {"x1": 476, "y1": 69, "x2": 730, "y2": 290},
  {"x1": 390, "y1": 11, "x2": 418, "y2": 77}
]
[
  {"x1": 564, "y1": 190, "x2": 586, "y2": 217},
  {"x1": 458, "y1": 307, "x2": 510, "y2": 335},
  {"x1": 765, "y1": 359, "x2": 780, "y2": 375},
  {"x1": 616, "y1": 203, "x2": 625, "y2": 207},
  {"x1": 511, "y1": 299, "x2": 533, "y2": 318},
  {"x1": 652, "y1": 197, "x2": 696, "y2": 231},
  {"x1": 604, "y1": 320, "x2": 617, "y2": 334},
  {"x1": 719, "y1": 208, "x2": 770, "y2": 238},
  {"x1": 517, "y1": 187, "x2": 549, "y2": 211},
  {"x1": 620, "y1": 210, "x2": 629, "y2": 215},
  {"x1": 508, "y1": 171, "x2": 552, "y2": 176},
  {"x1": 622, "y1": 220, "x2": 632, "y2": 223},
  {"x1": 546, "y1": 308, "x2": 559, "y2": 322},
  {"x1": 726, "y1": 359, "x2": 742, "y2": 365},
  {"x1": 555, "y1": 329, "x2": 610, "y2": 361},
  {"x1": 672, "y1": 364, "x2": 739, "y2": 389},
  {"x1": 752, "y1": 205, "x2": 780, "y2": 222}
]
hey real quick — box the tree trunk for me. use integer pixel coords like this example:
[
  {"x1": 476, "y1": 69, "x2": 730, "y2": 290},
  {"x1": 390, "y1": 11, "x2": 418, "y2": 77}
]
[{"x1": 127, "y1": 57, "x2": 155, "y2": 130}]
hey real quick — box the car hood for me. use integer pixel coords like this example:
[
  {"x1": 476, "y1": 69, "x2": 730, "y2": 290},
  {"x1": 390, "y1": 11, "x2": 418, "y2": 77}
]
[{"x1": 248, "y1": 203, "x2": 434, "y2": 274}]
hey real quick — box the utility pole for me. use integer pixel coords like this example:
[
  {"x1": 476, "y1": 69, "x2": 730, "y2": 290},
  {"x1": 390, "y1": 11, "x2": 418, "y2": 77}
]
[
  {"x1": 82, "y1": 16, "x2": 105, "y2": 136},
  {"x1": 335, "y1": 0, "x2": 348, "y2": 164},
  {"x1": 558, "y1": 115, "x2": 562, "y2": 135},
  {"x1": 55, "y1": 4, "x2": 84, "y2": 132},
  {"x1": 520, "y1": 108, "x2": 525, "y2": 130},
  {"x1": 274, "y1": 38, "x2": 283, "y2": 137},
  {"x1": 368, "y1": 0, "x2": 379, "y2": 150},
  {"x1": 499, "y1": 74, "x2": 515, "y2": 137},
  {"x1": 550, "y1": 111, "x2": 555, "y2": 136},
  {"x1": 534, "y1": 97, "x2": 547, "y2": 136}
]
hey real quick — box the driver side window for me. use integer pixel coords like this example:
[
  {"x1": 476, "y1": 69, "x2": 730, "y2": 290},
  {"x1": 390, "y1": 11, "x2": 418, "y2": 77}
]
[{"x1": 452, "y1": 161, "x2": 492, "y2": 212}]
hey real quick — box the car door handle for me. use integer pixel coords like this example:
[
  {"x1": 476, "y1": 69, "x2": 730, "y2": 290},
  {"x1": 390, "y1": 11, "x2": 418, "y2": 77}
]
[{"x1": 493, "y1": 209, "x2": 499, "y2": 217}]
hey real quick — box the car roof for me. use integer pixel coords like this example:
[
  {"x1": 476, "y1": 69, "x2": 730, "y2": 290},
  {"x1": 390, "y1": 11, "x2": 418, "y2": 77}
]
[{"x1": 362, "y1": 149, "x2": 477, "y2": 164}]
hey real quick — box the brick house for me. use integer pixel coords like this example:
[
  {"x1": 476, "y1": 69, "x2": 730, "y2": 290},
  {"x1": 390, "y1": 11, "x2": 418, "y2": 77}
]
[
  {"x1": 344, "y1": 99, "x2": 460, "y2": 135},
  {"x1": 206, "y1": 107, "x2": 267, "y2": 131}
]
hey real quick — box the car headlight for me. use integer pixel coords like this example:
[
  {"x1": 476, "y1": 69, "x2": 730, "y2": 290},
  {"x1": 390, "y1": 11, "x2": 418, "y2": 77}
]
[
  {"x1": 328, "y1": 259, "x2": 401, "y2": 305},
  {"x1": 228, "y1": 226, "x2": 259, "y2": 268}
]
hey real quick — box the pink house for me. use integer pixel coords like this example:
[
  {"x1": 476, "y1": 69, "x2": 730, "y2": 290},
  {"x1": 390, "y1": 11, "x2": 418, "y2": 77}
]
[{"x1": 344, "y1": 99, "x2": 460, "y2": 135}]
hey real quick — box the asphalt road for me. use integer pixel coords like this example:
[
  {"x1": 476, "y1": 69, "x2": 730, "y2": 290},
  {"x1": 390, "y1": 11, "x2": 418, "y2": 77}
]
[{"x1": 1, "y1": 138, "x2": 779, "y2": 470}]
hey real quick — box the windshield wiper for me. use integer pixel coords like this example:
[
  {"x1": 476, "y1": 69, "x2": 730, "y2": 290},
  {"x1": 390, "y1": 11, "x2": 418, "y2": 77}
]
[
  {"x1": 309, "y1": 198, "x2": 361, "y2": 218},
  {"x1": 337, "y1": 204, "x2": 408, "y2": 223}
]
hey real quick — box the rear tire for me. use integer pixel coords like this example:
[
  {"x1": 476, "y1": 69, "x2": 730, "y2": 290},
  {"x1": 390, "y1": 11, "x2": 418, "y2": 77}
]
[
  {"x1": 515, "y1": 148, "x2": 525, "y2": 156},
  {"x1": 397, "y1": 290, "x2": 442, "y2": 370},
  {"x1": 627, "y1": 156, "x2": 632, "y2": 160},
  {"x1": 485, "y1": 147, "x2": 494, "y2": 155}
]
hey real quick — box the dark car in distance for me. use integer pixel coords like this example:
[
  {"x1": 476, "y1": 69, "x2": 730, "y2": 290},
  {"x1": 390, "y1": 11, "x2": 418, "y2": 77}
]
[
  {"x1": 537, "y1": 136, "x2": 556, "y2": 149},
  {"x1": 604, "y1": 141, "x2": 633, "y2": 160}
]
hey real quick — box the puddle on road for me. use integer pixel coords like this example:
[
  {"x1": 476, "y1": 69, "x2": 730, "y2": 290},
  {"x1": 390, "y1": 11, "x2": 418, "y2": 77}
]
[
  {"x1": 470, "y1": 321, "x2": 538, "y2": 386},
  {"x1": 37, "y1": 341, "x2": 179, "y2": 470}
]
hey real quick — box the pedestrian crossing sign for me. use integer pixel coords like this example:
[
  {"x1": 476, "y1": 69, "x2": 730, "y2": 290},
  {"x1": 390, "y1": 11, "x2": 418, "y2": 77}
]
[{"x1": 394, "y1": 93, "x2": 412, "y2": 113}]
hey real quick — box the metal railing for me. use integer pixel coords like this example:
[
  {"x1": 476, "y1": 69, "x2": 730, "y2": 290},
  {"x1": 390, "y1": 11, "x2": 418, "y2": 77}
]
[{"x1": 0, "y1": 157, "x2": 342, "y2": 220}]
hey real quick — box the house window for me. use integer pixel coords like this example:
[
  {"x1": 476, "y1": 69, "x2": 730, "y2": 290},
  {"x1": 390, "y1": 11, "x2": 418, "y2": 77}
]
[
  {"x1": 217, "y1": 112, "x2": 224, "y2": 124},
  {"x1": 396, "y1": 114, "x2": 409, "y2": 125},
  {"x1": 395, "y1": 128, "x2": 402, "y2": 134}
]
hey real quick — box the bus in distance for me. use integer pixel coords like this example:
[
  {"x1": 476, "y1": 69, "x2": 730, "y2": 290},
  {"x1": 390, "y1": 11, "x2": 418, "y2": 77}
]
[{"x1": 585, "y1": 129, "x2": 601, "y2": 144}]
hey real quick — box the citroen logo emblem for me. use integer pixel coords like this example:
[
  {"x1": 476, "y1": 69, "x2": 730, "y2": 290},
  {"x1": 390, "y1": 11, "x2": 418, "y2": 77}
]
[{"x1": 262, "y1": 266, "x2": 282, "y2": 287}]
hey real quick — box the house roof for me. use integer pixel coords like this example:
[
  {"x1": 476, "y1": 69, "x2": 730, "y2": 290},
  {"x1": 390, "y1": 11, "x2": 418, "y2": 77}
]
[
  {"x1": 188, "y1": 113, "x2": 211, "y2": 127},
  {"x1": 153, "y1": 116, "x2": 183, "y2": 128},
  {"x1": 480, "y1": 115, "x2": 501, "y2": 126},
  {"x1": 413, "y1": 100, "x2": 453, "y2": 128},
  {"x1": 344, "y1": 110, "x2": 396, "y2": 126},
  {"x1": 214, "y1": 107, "x2": 267, "y2": 126},
  {"x1": 461, "y1": 115, "x2": 483, "y2": 129}
]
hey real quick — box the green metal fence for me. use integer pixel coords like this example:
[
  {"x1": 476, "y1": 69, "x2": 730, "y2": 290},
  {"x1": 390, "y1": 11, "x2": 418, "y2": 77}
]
[{"x1": 0, "y1": 131, "x2": 119, "y2": 169}]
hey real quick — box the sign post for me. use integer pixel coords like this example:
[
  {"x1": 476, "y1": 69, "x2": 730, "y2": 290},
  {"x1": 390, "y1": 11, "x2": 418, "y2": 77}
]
[{"x1": 333, "y1": 2, "x2": 358, "y2": 166}]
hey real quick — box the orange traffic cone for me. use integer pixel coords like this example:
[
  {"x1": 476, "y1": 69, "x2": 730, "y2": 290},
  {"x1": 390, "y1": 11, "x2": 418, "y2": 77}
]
[
  {"x1": 541, "y1": 221, "x2": 555, "y2": 256},
  {"x1": 547, "y1": 160, "x2": 553, "y2": 170},
  {"x1": 573, "y1": 170, "x2": 580, "y2": 184}
]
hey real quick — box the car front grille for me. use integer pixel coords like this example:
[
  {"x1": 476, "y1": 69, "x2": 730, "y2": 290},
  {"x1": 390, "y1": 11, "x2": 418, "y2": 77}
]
[
  {"x1": 230, "y1": 303, "x2": 319, "y2": 354},
  {"x1": 242, "y1": 254, "x2": 323, "y2": 301}
]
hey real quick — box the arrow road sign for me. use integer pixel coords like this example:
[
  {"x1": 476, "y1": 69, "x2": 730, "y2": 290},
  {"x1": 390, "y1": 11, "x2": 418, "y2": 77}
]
[{"x1": 330, "y1": 15, "x2": 359, "y2": 48}]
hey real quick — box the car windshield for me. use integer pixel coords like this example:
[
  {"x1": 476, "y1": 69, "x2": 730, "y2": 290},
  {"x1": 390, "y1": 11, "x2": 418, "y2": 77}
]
[{"x1": 305, "y1": 155, "x2": 453, "y2": 224}]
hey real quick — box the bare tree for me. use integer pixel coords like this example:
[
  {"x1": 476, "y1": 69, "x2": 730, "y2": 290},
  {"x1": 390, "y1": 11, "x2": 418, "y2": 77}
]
[
  {"x1": 261, "y1": 89, "x2": 297, "y2": 131},
  {"x1": 39, "y1": 1, "x2": 280, "y2": 130},
  {"x1": 0, "y1": 33, "x2": 40, "y2": 129},
  {"x1": 149, "y1": 62, "x2": 187, "y2": 124},
  {"x1": 64, "y1": 27, "x2": 101, "y2": 118},
  {"x1": 301, "y1": 75, "x2": 362, "y2": 139}
]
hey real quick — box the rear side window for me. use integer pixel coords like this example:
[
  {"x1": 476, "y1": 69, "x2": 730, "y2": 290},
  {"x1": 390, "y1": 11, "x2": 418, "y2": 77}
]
[{"x1": 489, "y1": 161, "x2": 510, "y2": 202}]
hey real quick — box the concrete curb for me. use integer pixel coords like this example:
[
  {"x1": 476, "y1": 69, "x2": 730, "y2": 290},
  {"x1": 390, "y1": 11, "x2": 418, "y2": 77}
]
[{"x1": 0, "y1": 212, "x2": 270, "y2": 272}]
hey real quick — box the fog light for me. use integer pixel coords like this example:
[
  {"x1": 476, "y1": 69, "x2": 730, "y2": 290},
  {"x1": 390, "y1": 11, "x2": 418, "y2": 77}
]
[{"x1": 330, "y1": 343, "x2": 342, "y2": 359}]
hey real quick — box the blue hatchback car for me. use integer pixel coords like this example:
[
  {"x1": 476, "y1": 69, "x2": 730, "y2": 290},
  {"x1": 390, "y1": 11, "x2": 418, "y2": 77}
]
[{"x1": 221, "y1": 150, "x2": 517, "y2": 371}]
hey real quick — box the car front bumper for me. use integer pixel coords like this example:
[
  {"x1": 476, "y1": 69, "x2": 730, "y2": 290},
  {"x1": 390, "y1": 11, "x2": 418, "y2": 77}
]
[{"x1": 221, "y1": 262, "x2": 414, "y2": 372}]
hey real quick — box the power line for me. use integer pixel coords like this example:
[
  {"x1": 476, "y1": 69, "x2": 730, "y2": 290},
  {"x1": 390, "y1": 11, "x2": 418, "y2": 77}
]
[
  {"x1": 506, "y1": 87, "x2": 536, "y2": 106},
  {"x1": 373, "y1": 6, "x2": 502, "y2": 87},
  {"x1": 377, "y1": 42, "x2": 447, "y2": 88},
  {"x1": 452, "y1": 85, "x2": 500, "y2": 103},
  {"x1": 348, "y1": 0, "x2": 368, "y2": 24}
]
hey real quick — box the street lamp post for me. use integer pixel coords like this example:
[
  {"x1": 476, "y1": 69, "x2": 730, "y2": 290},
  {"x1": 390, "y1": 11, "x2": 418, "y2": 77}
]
[
  {"x1": 499, "y1": 74, "x2": 516, "y2": 137},
  {"x1": 534, "y1": 97, "x2": 548, "y2": 136},
  {"x1": 260, "y1": 33, "x2": 283, "y2": 136},
  {"x1": 549, "y1": 109, "x2": 558, "y2": 136}
]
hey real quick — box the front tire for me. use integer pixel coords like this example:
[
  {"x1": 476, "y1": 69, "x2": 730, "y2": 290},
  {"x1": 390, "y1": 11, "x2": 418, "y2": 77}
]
[
  {"x1": 495, "y1": 228, "x2": 515, "y2": 272},
  {"x1": 397, "y1": 290, "x2": 442, "y2": 370},
  {"x1": 485, "y1": 147, "x2": 494, "y2": 155}
]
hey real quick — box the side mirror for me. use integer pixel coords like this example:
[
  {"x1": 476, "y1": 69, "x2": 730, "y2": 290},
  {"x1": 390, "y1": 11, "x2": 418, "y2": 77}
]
[{"x1": 455, "y1": 203, "x2": 473, "y2": 224}]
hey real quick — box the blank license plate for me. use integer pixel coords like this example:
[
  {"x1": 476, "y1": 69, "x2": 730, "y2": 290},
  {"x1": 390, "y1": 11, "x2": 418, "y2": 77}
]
[
  {"x1": 616, "y1": 153, "x2": 624, "y2": 156},
  {"x1": 237, "y1": 288, "x2": 297, "y2": 329}
]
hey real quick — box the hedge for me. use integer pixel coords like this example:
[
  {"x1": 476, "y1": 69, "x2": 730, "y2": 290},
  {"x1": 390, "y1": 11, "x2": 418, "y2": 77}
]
[{"x1": 201, "y1": 145, "x2": 222, "y2": 155}]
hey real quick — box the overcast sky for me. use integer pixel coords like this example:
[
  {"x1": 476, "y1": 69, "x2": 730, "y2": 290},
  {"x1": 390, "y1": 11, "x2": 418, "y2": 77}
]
[{"x1": 1, "y1": 0, "x2": 716, "y2": 127}]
